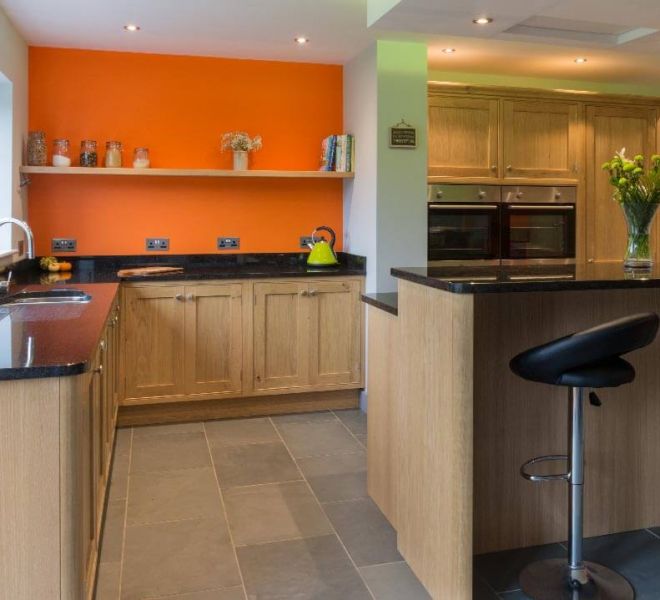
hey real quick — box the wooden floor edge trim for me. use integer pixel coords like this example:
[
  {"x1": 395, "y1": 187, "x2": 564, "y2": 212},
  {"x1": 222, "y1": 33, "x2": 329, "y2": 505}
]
[{"x1": 117, "y1": 389, "x2": 360, "y2": 426}]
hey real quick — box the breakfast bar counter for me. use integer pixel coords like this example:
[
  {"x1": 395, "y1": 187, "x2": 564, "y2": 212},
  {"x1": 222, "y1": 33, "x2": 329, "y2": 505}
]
[{"x1": 365, "y1": 263, "x2": 660, "y2": 599}]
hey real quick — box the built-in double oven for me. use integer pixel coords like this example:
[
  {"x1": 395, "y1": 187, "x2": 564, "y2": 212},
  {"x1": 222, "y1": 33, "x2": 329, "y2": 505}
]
[{"x1": 427, "y1": 184, "x2": 576, "y2": 265}]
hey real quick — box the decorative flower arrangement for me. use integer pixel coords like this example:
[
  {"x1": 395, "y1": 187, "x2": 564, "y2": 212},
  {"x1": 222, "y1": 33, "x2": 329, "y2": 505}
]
[
  {"x1": 602, "y1": 149, "x2": 660, "y2": 268},
  {"x1": 221, "y1": 131, "x2": 263, "y2": 153}
]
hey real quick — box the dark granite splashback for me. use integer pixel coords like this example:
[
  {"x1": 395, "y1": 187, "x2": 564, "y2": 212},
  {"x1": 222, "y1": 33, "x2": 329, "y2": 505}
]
[{"x1": 392, "y1": 263, "x2": 660, "y2": 294}]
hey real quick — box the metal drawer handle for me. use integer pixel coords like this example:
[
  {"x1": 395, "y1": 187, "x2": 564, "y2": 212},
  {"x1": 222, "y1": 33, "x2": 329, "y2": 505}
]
[
  {"x1": 94, "y1": 365, "x2": 103, "y2": 375},
  {"x1": 175, "y1": 293, "x2": 184, "y2": 301},
  {"x1": 508, "y1": 205, "x2": 574, "y2": 210},
  {"x1": 186, "y1": 293, "x2": 195, "y2": 301},
  {"x1": 299, "y1": 290, "x2": 308, "y2": 297},
  {"x1": 490, "y1": 165, "x2": 497, "y2": 171},
  {"x1": 506, "y1": 165, "x2": 513, "y2": 171},
  {"x1": 430, "y1": 204, "x2": 499, "y2": 210},
  {"x1": 309, "y1": 289, "x2": 318, "y2": 297}
]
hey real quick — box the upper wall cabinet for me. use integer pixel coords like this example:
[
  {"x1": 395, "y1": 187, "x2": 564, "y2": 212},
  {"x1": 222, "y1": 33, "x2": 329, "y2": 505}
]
[
  {"x1": 501, "y1": 100, "x2": 580, "y2": 179},
  {"x1": 428, "y1": 96, "x2": 499, "y2": 178}
]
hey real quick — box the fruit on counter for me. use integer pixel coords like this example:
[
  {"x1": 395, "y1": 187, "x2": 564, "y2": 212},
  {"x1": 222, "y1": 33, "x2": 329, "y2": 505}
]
[{"x1": 39, "y1": 257, "x2": 73, "y2": 272}]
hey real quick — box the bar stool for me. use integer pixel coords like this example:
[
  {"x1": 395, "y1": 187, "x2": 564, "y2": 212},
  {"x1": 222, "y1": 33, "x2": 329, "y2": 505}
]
[{"x1": 509, "y1": 312, "x2": 659, "y2": 600}]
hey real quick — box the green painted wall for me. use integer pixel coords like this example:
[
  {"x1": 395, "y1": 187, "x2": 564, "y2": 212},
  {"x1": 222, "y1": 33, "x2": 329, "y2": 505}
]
[{"x1": 428, "y1": 69, "x2": 660, "y2": 98}]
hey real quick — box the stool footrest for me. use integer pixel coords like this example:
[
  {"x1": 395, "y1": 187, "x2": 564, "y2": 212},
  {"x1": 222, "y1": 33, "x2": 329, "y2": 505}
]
[{"x1": 520, "y1": 455, "x2": 569, "y2": 482}]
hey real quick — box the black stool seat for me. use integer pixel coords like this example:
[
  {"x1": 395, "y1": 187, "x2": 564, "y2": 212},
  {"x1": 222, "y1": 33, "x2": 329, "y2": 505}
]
[{"x1": 510, "y1": 313, "x2": 659, "y2": 388}]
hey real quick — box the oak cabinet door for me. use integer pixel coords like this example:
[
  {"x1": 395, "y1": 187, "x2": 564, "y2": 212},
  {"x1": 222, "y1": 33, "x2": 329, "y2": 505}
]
[
  {"x1": 502, "y1": 99, "x2": 580, "y2": 179},
  {"x1": 428, "y1": 95, "x2": 499, "y2": 178},
  {"x1": 585, "y1": 105, "x2": 657, "y2": 263},
  {"x1": 184, "y1": 284, "x2": 243, "y2": 395},
  {"x1": 124, "y1": 286, "x2": 186, "y2": 399},
  {"x1": 80, "y1": 372, "x2": 97, "y2": 598},
  {"x1": 309, "y1": 280, "x2": 362, "y2": 386},
  {"x1": 253, "y1": 282, "x2": 309, "y2": 391}
]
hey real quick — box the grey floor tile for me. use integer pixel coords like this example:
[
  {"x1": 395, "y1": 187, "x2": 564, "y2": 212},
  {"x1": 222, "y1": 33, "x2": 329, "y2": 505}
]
[
  {"x1": 127, "y1": 467, "x2": 223, "y2": 526},
  {"x1": 582, "y1": 529, "x2": 660, "y2": 599},
  {"x1": 271, "y1": 411, "x2": 338, "y2": 425},
  {"x1": 98, "y1": 499, "x2": 126, "y2": 563},
  {"x1": 322, "y1": 498, "x2": 401, "y2": 567},
  {"x1": 108, "y1": 449, "x2": 130, "y2": 503},
  {"x1": 298, "y1": 452, "x2": 367, "y2": 502},
  {"x1": 276, "y1": 421, "x2": 363, "y2": 458},
  {"x1": 360, "y1": 561, "x2": 431, "y2": 600},
  {"x1": 211, "y1": 442, "x2": 301, "y2": 489},
  {"x1": 474, "y1": 543, "x2": 566, "y2": 593},
  {"x1": 121, "y1": 518, "x2": 241, "y2": 599},
  {"x1": 224, "y1": 481, "x2": 333, "y2": 546},
  {"x1": 133, "y1": 422, "x2": 204, "y2": 437},
  {"x1": 334, "y1": 409, "x2": 367, "y2": 435},
  {"x1": 130, "y1": 432, "x2": 211, "y2": 474},
  {"x1": 146, "y1": 587, "x2": 246, "y2": 599},
  {"x1": 237, "y1": 534, "x2": 371, "y2": 600},
  {"x1": 95, "y1": 561, "x2": 121, "y2": 600},
  {"x1": 355, "y1": 433, "x2": 367, "y2": 448},
  {"x1": 205, "y1": 418, "x2": 279, "y2": 446},
  {"x1": 115, "y1": 427, "x2": 132, "y2": 454}
]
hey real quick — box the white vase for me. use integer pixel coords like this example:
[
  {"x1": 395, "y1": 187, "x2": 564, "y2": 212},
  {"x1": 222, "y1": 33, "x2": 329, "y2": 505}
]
[{"x1": 233, "y1": 151, "x2": 248, "y2": 171}]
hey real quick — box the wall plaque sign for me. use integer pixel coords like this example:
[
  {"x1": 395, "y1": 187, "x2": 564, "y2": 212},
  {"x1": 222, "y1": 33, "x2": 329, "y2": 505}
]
[{"x1": 389, "y1": 119, "x2": 417, "y2": 149}]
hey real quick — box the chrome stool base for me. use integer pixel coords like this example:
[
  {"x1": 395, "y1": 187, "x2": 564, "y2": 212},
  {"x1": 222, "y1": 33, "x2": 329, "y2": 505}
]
[{"x1": 520, "y1": 559, "x2": 635, "y2": 600}]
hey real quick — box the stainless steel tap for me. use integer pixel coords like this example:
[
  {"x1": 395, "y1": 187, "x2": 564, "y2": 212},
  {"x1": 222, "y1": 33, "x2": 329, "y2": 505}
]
[{"x1": 0, "y1": 217, "x2": 35, "y2": 259}]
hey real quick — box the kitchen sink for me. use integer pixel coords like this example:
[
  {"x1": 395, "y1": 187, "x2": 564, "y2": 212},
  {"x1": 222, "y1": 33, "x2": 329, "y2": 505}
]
[{"x1": 0, "y1": 289, "x2": 92, "y2": 306}]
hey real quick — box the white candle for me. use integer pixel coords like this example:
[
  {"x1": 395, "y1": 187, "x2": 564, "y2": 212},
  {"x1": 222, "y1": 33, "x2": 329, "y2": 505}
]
[{"x1": 52, "y1": 154, "x2": 71, "y2": 167}]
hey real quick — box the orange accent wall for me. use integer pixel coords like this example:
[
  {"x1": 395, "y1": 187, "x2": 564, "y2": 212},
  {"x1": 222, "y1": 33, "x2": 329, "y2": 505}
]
[{"x1": 28, "y1": 47, "x2": 344, "y2": 255}]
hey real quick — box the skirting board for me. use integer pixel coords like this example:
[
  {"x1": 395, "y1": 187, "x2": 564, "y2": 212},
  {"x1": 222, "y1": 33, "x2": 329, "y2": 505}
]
[{"x1": 117, "y1": 388, "x2": 360, "y2": 426}]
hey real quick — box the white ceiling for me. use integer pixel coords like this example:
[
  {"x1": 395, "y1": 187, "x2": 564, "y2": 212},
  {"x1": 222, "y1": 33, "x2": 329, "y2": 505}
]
[{"x1": 3, "y1": 0, "x2": 660, "y2": 85}]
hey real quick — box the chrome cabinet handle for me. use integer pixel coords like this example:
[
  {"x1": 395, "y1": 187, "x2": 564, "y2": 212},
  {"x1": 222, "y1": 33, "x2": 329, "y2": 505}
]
[
  {"x1": 508, "y1": 205, "x2": 574, "y2": 211},
  {"x1": 299, "y1": 290, "x2": 308, "y2": 297},
  {"x1": 309, "y1": 289, "x2": 318, "y2": 297},
  {"x1": 430, "y1": 204, "x2": 498, "y2": 210},
  {"x1": 436, "y1": 191, "x2": 443, "y2": 199},
  {"x1": 94, "y1": 365, "x2": 103, "y2": 375},
  {"x1": 99, "y1": 340, "x2": 106, "y2": 352},
  {"x1": 506, "y1": 165, "x2": 513, "y2": 171},
  {"x1": 175, "y1": 293, "x2": 184, "y2": 301},
  {"x1": 490, "y1": 165, "x2": 497, "y2": 172},
  {"x1": 186, "y1": 293, "x2": 195, "y2": 301},
  {"x1": 478, "y1": 191, "x2": 486, "y2": 199}
]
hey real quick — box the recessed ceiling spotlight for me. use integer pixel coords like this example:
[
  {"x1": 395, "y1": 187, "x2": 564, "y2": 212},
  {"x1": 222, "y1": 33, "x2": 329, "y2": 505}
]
[
  {"x1": 574, "y1": 57, "x2": 588, "y2": 64},
  {"x1": 442, "y1": 48, "x2": 456, "y2": 54},
  {"x1": 472, "y1": 17, "x2": 493, "y2": 25},
  {"x1": 123, "y1": 24, "x2": 140, "y2": 32},
  {"x1": 294, "y1": 36, "x2": 309, "y2": 45}
]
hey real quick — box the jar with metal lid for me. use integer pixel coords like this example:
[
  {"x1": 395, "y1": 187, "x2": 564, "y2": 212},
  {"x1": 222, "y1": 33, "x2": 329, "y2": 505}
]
[
  {"x1": 104, "y1": 141, "x2": 123, "y2": 168},
  {"x1": 27, "y1": 131, "x2": 47, "y2": 166},
  {"x1": 52, "y1": 139, "x2": 71, "y2": 167},
  {"x1": 132, "y1": 147, "x2": 150, "y2": 168},
  {"x1": 80, "y1": 140, "x2": 98, "y2": 167}
]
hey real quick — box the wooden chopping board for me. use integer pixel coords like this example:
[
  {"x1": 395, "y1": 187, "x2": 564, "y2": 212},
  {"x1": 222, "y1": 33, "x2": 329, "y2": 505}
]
[{"x1": 117, "y1": 266, "x2": 184, "y2": 277}]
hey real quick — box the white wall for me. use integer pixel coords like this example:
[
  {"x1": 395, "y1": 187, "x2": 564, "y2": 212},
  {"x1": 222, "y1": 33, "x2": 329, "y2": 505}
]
[{"x1": 0, "y1": 7, "x2": 28, "y2": 259}]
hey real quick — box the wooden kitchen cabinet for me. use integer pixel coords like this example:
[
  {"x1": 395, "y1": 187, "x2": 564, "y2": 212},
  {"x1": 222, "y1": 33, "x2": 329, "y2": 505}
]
[
  {"x1": 252, "y1": 281, "x2": 310, "y2": 391},
  {"x1": 428, "y1": 95, "x2": 499, "y2": 178},
  {"x1": 501, "y1": 99, "x2": 580, "y2": 179},
  {"x1": 585, "y1": 105, "x2": 657, "y2": 263},
  {"x1": 123, "y1": 285, "x2": 186, "y2": 399},
  {"x1": 184, "y1": 283, "x2": 243, "y2": 395}
]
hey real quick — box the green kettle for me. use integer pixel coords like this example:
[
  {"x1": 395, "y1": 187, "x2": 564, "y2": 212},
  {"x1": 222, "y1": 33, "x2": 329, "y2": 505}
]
[{"x1": 307, "y1": 226, "x2": 339, "y2": 266}]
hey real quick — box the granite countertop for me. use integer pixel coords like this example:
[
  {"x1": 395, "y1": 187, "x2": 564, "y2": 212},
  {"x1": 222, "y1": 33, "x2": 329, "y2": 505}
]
[
  {"x1": 391, "y1": 263, "x2": 660, "y2": 294},
  {"x1": 361, "y1": 292, "x2": 398, "y2": 316},
  {"x1": 12, "y1": 252, "x2": 366, "y2": 285},
  {"x1": 0, "y1": 282, "x2": 118, "y2": 380}
]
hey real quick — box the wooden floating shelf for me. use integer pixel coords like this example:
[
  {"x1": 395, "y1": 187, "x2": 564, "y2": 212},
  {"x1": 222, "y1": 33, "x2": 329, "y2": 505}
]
[{"x1": 20, "y1": 166, "x2": 354, "y2": 179}]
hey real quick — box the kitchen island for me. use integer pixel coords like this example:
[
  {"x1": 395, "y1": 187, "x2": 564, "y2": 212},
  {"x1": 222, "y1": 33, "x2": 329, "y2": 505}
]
[{"x1": 364, "y1": 263, "x2": 660, "y2": 600}]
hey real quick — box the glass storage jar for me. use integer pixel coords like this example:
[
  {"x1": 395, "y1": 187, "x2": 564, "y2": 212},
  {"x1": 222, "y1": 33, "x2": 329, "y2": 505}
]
[
  {"x1": 132, "y1": 147, "x2": 150, "y2": 168},
  {"x1": 104, "y1": 140, "x2": 123, "y2": 168},
  {"x1": 80, "y1": 140, "x2": 98, "y2": 167},
  {"x1": 52, "y1": 139, "x2": 71, "y2": 167},
  {"x1": 27, "y1": 131, "x2": 47, "y2": 166}
]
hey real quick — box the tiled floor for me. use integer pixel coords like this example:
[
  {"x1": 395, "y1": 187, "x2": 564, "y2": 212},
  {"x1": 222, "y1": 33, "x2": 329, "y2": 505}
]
[
  {"x1": 96, "y1": 409, "x2": 660, "y2": 600},
  {"x1": 95, "y1": 409, "x2": 430, "y2": 600}
]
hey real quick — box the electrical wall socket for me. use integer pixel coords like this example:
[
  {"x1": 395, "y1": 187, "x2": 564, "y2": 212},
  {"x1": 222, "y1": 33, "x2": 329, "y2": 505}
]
[
  {"x1": 299, "y1": 236, "x2": 314, "y2": 249},
  {"x1": 52, "y1": 238, "x2": 77, "y2": 252},
  {"x1": 217, "y1": 237, "x2": 240, "y2": 250},
  {"x1": 146, "y1": 238, "x2": 170, "y2": 251}
]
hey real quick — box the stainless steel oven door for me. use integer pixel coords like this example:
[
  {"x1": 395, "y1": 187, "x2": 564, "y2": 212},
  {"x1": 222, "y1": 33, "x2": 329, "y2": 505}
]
[
  {"x1": 428, "y1": 203, "x2": 501, "y2": 262},
  {"x1": 501, "y1": 203, "x2": 576, "y2": 264}
]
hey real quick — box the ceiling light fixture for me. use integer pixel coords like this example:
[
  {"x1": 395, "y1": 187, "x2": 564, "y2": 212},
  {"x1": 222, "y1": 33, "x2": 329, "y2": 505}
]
[
  {"x1": 441, "y1": 48, "x2": 456, "y2": 54},
  {"x1": 473, "y1": 17, "x2": 493, "y2": 25},
  {"x1": 574, "y1": 57, "x2": 588, "y2": 63},
  {"x1": 294, "y1": 36, "x2": 309, "y2": 45},
  {"x1": 123, "y1": 24, "x2": 140, "y2": 32}
]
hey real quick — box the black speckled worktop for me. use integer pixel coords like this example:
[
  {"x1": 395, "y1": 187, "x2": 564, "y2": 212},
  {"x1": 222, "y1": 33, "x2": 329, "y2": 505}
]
[
  {"x1": 391, "y1": 263, "x2": 660, "y2": 294},
  {"x1": 361, "y1": 293, "x2": 398, "y2": 316},
  {"x1": 0, "y1": 283, "x2": 118, "y2": 380}
]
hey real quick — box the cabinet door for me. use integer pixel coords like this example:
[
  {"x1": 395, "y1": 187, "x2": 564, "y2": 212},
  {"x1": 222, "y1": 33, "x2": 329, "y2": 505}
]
[
  {"x1": 586, "y1": 105, "x2": 657, "y2": 263},
  {"x1": 124, "y1": 286, "x2": 186, "y2": 399},
  {"x1": 184, "y1": 284, "x2": 243, "y2": 395},
  {"x1": 253, "y1": 282, "x2": 309, "y2": 391},
  {"x1": 502, "y1": 100, "x2": 580, "y2": 179},
  {"x1": 308, "y1": 280, "x2": 362, "y2": 386},
  {"x1": 80, "y1": 372, "x2": 97, "y2": 598},
  {"x1": 428, "y1": 95, "x2": 499, "y2": 178}
]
